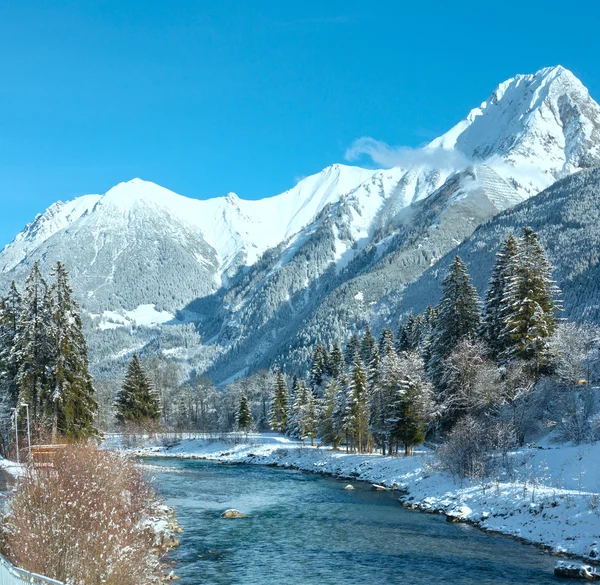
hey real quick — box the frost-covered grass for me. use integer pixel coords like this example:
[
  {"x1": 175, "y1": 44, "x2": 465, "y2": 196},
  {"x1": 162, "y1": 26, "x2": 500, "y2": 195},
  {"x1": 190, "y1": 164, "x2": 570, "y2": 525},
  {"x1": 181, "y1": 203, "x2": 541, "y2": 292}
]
[{"x1": 133, "y1": 434, "x2": 600, "y2": 563}]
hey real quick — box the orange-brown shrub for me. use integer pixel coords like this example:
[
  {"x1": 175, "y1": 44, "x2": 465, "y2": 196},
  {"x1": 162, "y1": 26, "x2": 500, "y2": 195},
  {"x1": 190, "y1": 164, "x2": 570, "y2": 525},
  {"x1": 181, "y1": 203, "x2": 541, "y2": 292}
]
[{"x1": 1, "y1": 443, "x2": 163, "y2": 585}]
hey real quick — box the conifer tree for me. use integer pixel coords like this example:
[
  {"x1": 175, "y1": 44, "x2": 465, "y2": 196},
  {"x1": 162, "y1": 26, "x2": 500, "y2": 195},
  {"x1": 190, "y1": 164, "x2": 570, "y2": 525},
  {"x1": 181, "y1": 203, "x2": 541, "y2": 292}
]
[
  {"x1": 326, "y1": 342, "x2": 344, "y2": 380},
  {"x1": 360, "y1": 325, "x2": 377, "y2": 367},
  {"x1": 501, "y1": 227, "x2": 561, "y2": 371},
  {"x1": 480, "y1": 233, "x2": 520, "y2": 360},
  {"x1": 309, "y1": 344, "x2": 328, "y2": 390},
  {"x1": 0, "y1": 282, "x2": 23, "y2": 436},
  {"x1": 290, "y1": 379, "x2": 309, "y2": 439},
  {"x1": 303, "y1": 389, "x2": 319, "y2": 446},
  {"x1": 393, "y1": 376, "x2": 427, "y2": 456},
  {"x1": 347, "y1": 359, "x2": 371, "y2": 453},
  {"x1": 269, "y1": 369, "x2": 288, "y2": 433},
  {"x1": 318, "y1": 378, "x2": 342, "y2": 449},
  {"x1": 367, "y1": 344, "x2": 380, "y2": 390},
  {"x1": 115, "y1": 354, "x2": 160, "y2": 426},
  {"x1": 237, "y1": 391, "x2": 253, "y2": 432},
  {"x1": 396, "y1": 323, "x2": 411, "y2": 354},
  {"x1": 379, "y1": 328, "x2": 396, "y2": 357},
  {"x1": 14, "y1": 262, "x2": 54, "y2": 426},
  {"x1": 344, "y1": 333, "x2": 360, "y2": 366},
  {"x1": 49, "y1": 262, "x2": 98, "y2": 440},
  {"x1": 332, "y1": 375, "x2": 351, "y2": 451},
  {"x1": 428, "y1": 256, "x2": 481, "y2": 388}
]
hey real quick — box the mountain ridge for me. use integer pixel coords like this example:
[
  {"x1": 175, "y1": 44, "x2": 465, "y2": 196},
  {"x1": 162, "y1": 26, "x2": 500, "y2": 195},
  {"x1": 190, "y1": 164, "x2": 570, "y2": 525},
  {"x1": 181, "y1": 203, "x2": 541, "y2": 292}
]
[{"x1": 1, "y1": 64, "x2": 599, "y2": 382}]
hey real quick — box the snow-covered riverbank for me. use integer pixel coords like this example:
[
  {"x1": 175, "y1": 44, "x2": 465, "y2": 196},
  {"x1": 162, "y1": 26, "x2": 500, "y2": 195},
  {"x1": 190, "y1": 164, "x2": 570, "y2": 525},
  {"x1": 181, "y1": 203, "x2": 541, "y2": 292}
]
[{"x1": 134, "y1": 434, "x2": 600, "y2": 563}]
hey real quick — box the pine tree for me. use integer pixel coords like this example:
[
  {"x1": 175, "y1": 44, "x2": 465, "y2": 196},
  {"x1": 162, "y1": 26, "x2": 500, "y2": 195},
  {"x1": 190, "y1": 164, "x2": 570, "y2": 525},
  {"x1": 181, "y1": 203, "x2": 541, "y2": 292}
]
[
  {"x1": 347, "y1": 360, "x2": 371, "y2": 453},
  {"x1": 326, "y1": 342, "x2": 344, "y2": 380},
  {"x1": 269, "y1": 369, "x2": 288, "y2": 433},
  {"x1": 237, "y1": 391, "x2": 253, "y2": 432},
  {"x1": 360, "y1": 325, "x2": 377, "y2": 367},
  {"x1": 379, "y1": 328, "x2": 396, "y2": 357},
  {"x1": 14, "y1": 262, "x2": 55, "y2": 427},
  {"x1": 367, "y1": 344, "x2": 380, "y2": 390},
  {"x1": 332, "y1": 375, "x2": 351, "y2": 451},
  {"x1": 393, "y1": 376, "x2": 427, "y2": 456},
  {"x1": 115, "y1": 354, "x2": 161, "y2": 426},
  {"x1": 48, "y1": 262, "x2": 98, "y2": 440},
  {"x1": 480, "y1": 234, "x2": 520, "y2": 360},
  {"x1": 428, "y1": 256, "x2": 481, "y2": 388},
  {"x1": 309, "y1": 344, "x2": 328, "y2": 390},
  {"x1": 304, "y1": 390, "x2": 319, "y2": 446},
  {"x1": 290, "y1": 379, "x2": 309, "y2": 439},
  {"x1": 396, "y1": 323, "x2": 411, "y2": 354},
  {"x1": 344, "y1": 333, "x2": 361, "y2": 366},
  {"x1": 318, "y1": 378, "x2": 342, "y2": 448},
  {"x1": 0, "y1": 282, "x2": 23, "y2": 439},
  {"x1": 385, "y1": 352, "x2": 431, "y2": 455},
  {"x1": 501, "y1": 227, "x2": 561, "y2": 372}
]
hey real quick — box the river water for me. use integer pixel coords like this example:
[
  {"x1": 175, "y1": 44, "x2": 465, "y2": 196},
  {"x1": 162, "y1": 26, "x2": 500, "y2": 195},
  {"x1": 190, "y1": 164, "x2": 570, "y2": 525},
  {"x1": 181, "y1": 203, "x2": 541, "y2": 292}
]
[{"x1": 146, "y1": 458, "x2": 559, "y2": 585}]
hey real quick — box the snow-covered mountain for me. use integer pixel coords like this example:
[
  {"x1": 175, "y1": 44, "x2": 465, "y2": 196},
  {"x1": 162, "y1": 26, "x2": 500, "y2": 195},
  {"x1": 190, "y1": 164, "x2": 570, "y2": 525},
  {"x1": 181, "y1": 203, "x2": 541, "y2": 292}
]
[{"x1": 1, "y1": 65, "x2": 599, "y2": 381}]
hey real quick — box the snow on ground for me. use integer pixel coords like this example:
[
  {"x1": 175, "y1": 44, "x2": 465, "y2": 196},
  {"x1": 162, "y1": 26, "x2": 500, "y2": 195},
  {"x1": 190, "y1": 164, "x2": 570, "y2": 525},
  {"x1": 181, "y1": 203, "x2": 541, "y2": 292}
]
[
  {"x1": 0, "y1": 456, "x2": 22, "y2": 478},
  {"x1": 132, "y1": 434, "x2": 600, "y2": 563},
  {"x1": 97, "y1": 304, "x2": 175, "y2": 330}
]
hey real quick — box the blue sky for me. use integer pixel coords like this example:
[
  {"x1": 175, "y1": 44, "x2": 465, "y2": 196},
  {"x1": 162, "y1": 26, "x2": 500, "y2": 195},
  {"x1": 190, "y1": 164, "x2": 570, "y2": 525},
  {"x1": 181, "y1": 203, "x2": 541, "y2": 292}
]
[{"x1": 0, "y1": 0, "x2": 598, "y2": 248}]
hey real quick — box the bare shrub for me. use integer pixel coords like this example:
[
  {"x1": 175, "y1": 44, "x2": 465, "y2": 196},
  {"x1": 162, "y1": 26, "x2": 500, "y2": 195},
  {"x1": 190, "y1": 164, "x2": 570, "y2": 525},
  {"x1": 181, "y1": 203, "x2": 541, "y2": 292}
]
[
  {"x1": 437, "y1": 416, "x2": 491, "y2": 484},
  {"x1": 1, "y1": 443, "x2": 163, "y2": 585}
]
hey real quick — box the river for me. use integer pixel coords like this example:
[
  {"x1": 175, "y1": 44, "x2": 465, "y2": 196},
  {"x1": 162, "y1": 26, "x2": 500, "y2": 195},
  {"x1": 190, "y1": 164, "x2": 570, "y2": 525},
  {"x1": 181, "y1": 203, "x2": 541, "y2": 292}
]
[{"x1": 145, "y1": 457, "x2": 559, "y2": 585}]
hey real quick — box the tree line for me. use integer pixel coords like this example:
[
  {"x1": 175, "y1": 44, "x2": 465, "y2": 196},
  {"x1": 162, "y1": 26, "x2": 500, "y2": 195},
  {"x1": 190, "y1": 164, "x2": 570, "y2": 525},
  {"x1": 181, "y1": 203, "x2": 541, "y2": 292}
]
[{"x1": 242, "y1": 226, "x2": 598, "y2": 458}]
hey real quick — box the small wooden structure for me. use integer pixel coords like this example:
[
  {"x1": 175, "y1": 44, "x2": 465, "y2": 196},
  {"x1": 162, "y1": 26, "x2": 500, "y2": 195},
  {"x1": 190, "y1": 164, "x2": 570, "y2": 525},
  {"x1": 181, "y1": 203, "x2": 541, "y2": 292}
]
[{"x1": 29, "y1": 444, "x2": 68, "y2": 468}]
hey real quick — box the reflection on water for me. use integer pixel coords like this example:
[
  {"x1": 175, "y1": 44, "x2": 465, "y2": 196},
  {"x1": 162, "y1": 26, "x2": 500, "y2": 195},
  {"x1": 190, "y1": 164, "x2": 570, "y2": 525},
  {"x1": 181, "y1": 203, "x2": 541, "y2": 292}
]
[{"x1": 147, "y1": 458, "x2": 559, "y2": 585}]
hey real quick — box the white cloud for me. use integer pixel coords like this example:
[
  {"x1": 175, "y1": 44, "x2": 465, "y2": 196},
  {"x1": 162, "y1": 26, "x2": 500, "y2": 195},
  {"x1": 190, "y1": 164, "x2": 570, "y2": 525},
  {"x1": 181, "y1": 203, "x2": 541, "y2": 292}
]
[{"x1": 344, "y1": 137, "x2": 471, "y2": 170}]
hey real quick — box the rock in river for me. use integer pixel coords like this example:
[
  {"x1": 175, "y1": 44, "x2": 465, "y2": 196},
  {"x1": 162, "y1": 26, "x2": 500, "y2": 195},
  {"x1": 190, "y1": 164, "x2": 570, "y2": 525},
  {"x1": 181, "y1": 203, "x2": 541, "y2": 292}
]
[
  {"x1": 344, "y1": 485, "x2": 355, "y2": 490},
  {"x1": 221, "y1": 509, "x2": 249, "y2": 519}
]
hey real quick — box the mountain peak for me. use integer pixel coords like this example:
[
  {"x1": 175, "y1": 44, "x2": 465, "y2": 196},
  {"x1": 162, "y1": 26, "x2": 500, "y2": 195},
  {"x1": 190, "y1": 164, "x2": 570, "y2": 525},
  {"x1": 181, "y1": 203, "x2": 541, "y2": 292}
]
[
  {"x1": 429, "y1": 65, "x2": 600, "y2": 188},
  {"x1": 98, "y1": 178, "x2": 184, "y2": 211}
]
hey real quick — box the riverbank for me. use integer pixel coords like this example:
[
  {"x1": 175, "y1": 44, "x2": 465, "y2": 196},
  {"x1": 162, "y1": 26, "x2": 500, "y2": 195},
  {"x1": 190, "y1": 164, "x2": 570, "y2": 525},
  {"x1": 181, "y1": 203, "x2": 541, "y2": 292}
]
[{"x1": 133, "y1": 434, "x2": 600, "y2": 563}]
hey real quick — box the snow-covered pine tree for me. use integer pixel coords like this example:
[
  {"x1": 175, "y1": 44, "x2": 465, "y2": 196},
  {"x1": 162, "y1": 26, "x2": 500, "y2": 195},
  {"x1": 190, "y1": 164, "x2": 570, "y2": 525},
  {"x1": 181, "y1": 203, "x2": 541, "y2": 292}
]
[
  {"x1": 379, "y1": 328, "x2": 396, "y2": 358},
  {"x1": 318, "y1": 378, "x2": 342, "y2": 449},
  {"x1": 304, "y1": 389, "x2": 319, "y2": 446},
  {"x1": 14, "y1": 262, "x2": 55, "y2": 429},
  {"x1": 394, "y1": 375, "x2": 427, "y2": 456},
  {"x1": 49, "y1": 262, "x2": 98, "y2": 440},
  {"x1": 420, "y1": 305, "x2": 437, "y2": 365},
  {"x1": 480, "y1": 233, "x2": 520, "y2": 360},
  {"x1": 344, "y1": 333, "x2": 361, "y2": 366},
  {"x1": 367, "y1": 344, "x2": 380, "y2": 391},
  {"x1": 0, "y1": 281, "x2": 23, "y2": 443},
  {"x1": 406, "y1": 314, "x2": 423, "y2": 349},
  {"x1": 326, "y1": 342, "x2": 344, "y2": 380},
  {"x1": 501, "y1": 227, "x2": 562, "y2": 372},
  {"x1": 115, "y1": 353, "x2": 160, "y2": 427},
  {"x1": 347, "y1": 359, "x2": 371, "y2": 453},
  {"x1": 427, "y1": 256, "x2": 481, "y2": 389},
  {"x1": 360, "y1": 325, "x2": 377, "y2": 367},
  {"x1": 237, "y1": 391, "x2": 253, "y2": 433},
  {"x1": 396, "y1": 323, "x2": 410, "y2": 354},
  {"x1": 369, "y1": 353, "x2": 398, "y2": 456},
  {"x1": 269, "y1": 369, "x2": 288, "y2": 433},
  {"x1": 289, "y1": 379, "x2": 309, "y2": 439},
  {"x1": 332, "y1": 375, "x2": 351, "y2": 451},
  {"x1": 309, "y1": 344, "x2": 328, "y2": 391},
  {"x1": 386, "y1": 351, "x2": 431, "y2": 455}
]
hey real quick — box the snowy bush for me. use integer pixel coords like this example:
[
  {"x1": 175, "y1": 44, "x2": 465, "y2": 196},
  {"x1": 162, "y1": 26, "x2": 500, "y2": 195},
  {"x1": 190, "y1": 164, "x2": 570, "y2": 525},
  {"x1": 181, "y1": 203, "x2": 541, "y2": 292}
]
[{"x1": 0, "y1": 443, "x2": 164, "y2": 585}]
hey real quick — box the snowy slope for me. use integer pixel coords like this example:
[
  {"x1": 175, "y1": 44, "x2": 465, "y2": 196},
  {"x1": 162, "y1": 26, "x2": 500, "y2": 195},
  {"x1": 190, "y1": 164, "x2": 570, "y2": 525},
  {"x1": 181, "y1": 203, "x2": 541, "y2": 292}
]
[{"x1": 0, "y1": 194, "x2": 102, "y2": 272}]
